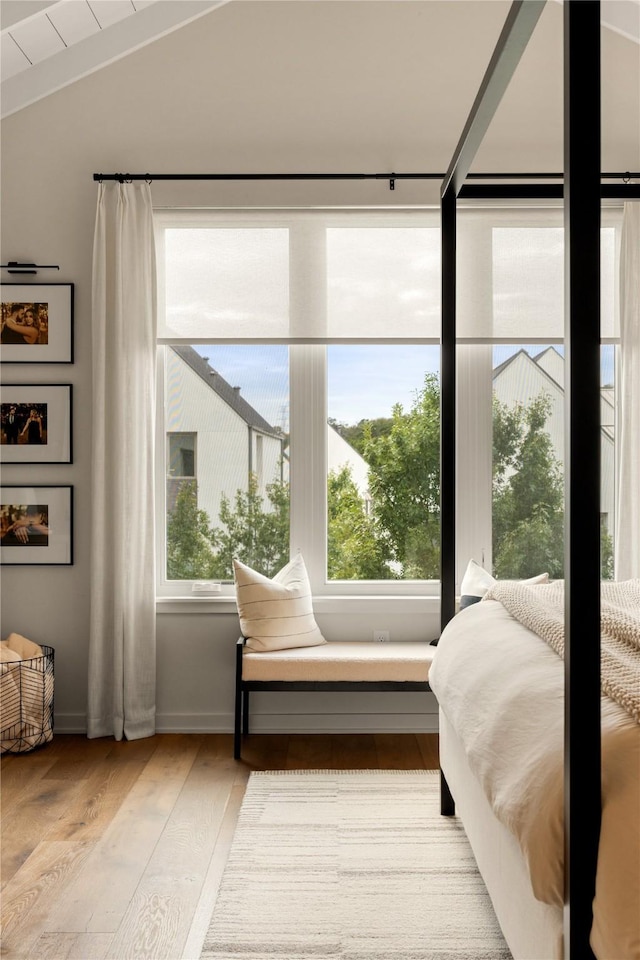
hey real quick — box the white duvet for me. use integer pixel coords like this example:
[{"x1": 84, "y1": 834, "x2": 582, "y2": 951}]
[{"x1": 429, "y1": 598, "x2": 640, "y2": 960}]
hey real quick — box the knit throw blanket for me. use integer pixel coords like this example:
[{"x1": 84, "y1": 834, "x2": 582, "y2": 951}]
[{"x1": 484, "y1": 578, "x2": 640, "y2": 724}]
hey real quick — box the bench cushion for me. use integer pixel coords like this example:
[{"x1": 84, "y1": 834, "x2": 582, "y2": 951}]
[{"x1": 242, "y1": 641, "x2": 435, "y2": 683}]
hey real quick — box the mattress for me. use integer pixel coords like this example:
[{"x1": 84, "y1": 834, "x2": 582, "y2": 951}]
[{"x1": 429, "y1": 597, "x2": 640, "y2": 960}]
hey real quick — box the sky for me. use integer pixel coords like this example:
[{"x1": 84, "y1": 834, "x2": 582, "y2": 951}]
[
  {"x1": 194, "y1": 343, "x2": 614, "y2": 432},
  {"x1": 170, "y1": 222, "x2": 615, "y2": 430}
]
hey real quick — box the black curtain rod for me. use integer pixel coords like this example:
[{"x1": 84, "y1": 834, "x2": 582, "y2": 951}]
[
  {"x1": 460, "y1": 183, "x2": 640, "y2": 199},
  {"x1": 93, "y1": 170, "x2": 639, "y2": 189}
]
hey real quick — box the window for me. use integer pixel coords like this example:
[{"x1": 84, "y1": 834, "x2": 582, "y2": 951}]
[
  {"x1": 327, "y1": 344, "x2": 441, "y2": 581},
  {"x1": 168, "y1": 433, "x2": 195, "y2": 478},
  {"x1": 455, "y1": 209, "x2": 621, "y2": 586},
  {"x1": 155, "y1": 205, "x2": 621, "y2": 599},
  {"x1": 155, "y1": 210, "x2": 441, "y2": 598}
]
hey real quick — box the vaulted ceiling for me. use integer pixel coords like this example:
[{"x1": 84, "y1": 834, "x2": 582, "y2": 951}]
[
  {"x1": 1, "y1": 0, "x2": 638, "y2": 120},
  {"x1": 1, "y1": 0, "x2": 228, "y2": 117}
]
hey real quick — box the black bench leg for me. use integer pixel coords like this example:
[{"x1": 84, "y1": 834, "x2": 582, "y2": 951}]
[
  {"x1": 440, "y1": 769, "x2": 455, "y2": 816},
  {"x1": 234, "y1": 640, "x2": 244, "y2": 760},
  {"x1": 242, "y1": 688, "x2": 250, "y2": 735},
  {"x1": 234, "y1": 686, "x2": 242, "y2": 760}
]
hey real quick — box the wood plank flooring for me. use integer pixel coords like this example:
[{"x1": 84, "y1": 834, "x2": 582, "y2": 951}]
[{"x1": 1, "y1": 732, "x2": 439, "y2": 960}]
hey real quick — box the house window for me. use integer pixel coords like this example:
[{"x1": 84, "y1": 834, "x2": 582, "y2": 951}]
[
  {"x1": 166, "y1": 430, "x2": 196, "y2": 514},
  {"x1": 168, "y1": 432, "x2": 195, "y2": 478}
]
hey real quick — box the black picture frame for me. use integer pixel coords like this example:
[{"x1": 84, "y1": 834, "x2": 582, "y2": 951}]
[
  {"x1": 0, "y1": 485, "x2": 73, "y2": 565},
  {"x1": 0, "y1": 283, "x2": 74, "y2": 364},
  {"x1": 0, "y1": 384, "x2": 72, "y2": 464}
]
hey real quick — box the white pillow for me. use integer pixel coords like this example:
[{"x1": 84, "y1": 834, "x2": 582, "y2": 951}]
[
  {"x1": 460, "y1": 559, "x2": 496, "y2": 600},
  {"x1": 460, "y1": 558, "x2": 549, "y2": 610},
  {"x1": 233, "y1": 554, "x2": 327, "y2": 652}
]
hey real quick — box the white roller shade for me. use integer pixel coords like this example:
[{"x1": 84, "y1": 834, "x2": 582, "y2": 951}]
[
  {"x1": 156, "y1": 209, "x2": 442, "y2": 343},
  {"x1": 156, "y1": 206, "x2": 621, "y2": 344},
  {"x1": 457, "y1": 206, "x2": 620, "y2": 342}
]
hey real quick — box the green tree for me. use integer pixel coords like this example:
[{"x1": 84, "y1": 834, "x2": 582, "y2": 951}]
[
  {"x1": 329, "y1": 417, "x2": 394, "y2": 456},
  {"x1": 208, "y1": 473, "x2": 290, "y2": 579},
  {"x1": 327, "y1": 466, "x2": 394, "y2": 579},
  {"x1": 166, "y1": 480, "x2": 218, "y2": 580},
  {"x1": 492, "y1": 394, "x2": 565, "y2": 579},
  {"x1": 601, "y1": 521, "x2": 614, "y2": 580},
  {"x1": 362, "y1": 374, "x2": 441, "y2": 579}
]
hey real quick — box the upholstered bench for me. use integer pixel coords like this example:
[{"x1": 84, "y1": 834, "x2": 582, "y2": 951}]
[{"x1": 234, "y1": 637, "x2": 435, "y2": 759}]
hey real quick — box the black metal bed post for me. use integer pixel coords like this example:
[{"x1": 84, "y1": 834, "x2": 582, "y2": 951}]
[
  {"x1": 440, "y1": 185, "x2": 457, "y2": 633},
  {"x1": 563, "y1": 3, "x2": 602, "y2": 957}
]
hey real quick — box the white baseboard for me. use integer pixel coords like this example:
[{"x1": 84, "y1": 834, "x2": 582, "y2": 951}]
[
  {"x1": 155, "y1": 711, "x2": 440, "y2": 734},
  {"x1": 54, "y1": 711, "x2": 440, "y2": 735},
  {"x1": 53, "y1": 713, "x2": 87, "y2": 733}
]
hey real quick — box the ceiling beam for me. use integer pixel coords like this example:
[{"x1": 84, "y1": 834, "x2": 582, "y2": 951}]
[{"x1": 1, "y1": 0, "x2": 228, "y2": 118}]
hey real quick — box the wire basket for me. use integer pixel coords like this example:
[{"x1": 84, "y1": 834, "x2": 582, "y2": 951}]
[{"x1": 1, "y1": 645, "x2": 54, "y2": 754}]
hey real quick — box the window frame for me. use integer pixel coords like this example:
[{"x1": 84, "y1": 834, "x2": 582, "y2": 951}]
[
  {"x1": 154, "y1": 205, "x2": 622, "y2": 605},
  {"x1": 154, "y1": 209, "x2": 443, "y2": 601}
]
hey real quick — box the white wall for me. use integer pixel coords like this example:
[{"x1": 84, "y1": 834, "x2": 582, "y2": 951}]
[{"x1": 1, "y1": 1, "x2": 637, "y2": 735}]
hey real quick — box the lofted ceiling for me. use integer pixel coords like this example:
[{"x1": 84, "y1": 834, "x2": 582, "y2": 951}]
[
  {"x1": 0, "y1": 0, "x2": 638, "y2": 120},
  {"x1": 0, "y1": 0, "x2": 228, "y2": 117}
]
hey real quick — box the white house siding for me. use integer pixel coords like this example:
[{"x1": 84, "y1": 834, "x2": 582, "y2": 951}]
[
  {"x1": 250, "y1": 426, "x2": 285, "y2": 502},
  {"x1": 493, "y1": 350, "x2": 565, "y2": 461},
  {"x1": 534, "y1": 346, "x2": 565, "y2": 387},
  {"x1": 328, "y1": 425, "x2": 371, "y2": 507},
  {"x1": 166, "y1": 349, "x2": 283, "y2": 526}
]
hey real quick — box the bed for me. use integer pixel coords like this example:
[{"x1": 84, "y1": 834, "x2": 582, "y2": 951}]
[{"x1": 428, "y1": 579, "x2": 640, "y2": 960}]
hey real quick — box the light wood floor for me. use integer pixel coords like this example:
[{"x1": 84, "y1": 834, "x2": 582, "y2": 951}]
[{"x1": 1, "y1": 732, "x2": 439, "y2": 960}]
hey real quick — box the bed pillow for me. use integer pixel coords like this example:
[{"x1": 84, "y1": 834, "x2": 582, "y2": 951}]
[
  {"x1": 233, "y1": 554, "x2": 327, "y2": 652},
  {"x1": 459, "y1": 559, "x2": 549, "y2": 610}
]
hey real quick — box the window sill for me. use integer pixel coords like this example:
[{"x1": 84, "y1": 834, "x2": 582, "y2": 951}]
[{"x1": 156, "y1": 595, "x2": 442, "y2": 615}]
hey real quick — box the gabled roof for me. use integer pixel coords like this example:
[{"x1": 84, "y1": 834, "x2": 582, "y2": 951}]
[
  {"x1": 493, "y1": 345, "x2": 566, "y2": 394},
  {"x1": 493, "y1": 345, "x2": 614, "y2": 443},
  {"x1": 170, "y1": 345, "x2": 281, "y2": 439}
]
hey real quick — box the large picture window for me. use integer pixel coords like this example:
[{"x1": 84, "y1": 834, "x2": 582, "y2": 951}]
[
  {"x1": 155, "y1": 206, "x2": 621, "y2": 600},
  {"x1": 155, "y1": 210, "x2": 442, "y2": 598}
]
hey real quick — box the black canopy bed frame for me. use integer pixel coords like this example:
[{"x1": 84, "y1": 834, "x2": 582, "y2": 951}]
[
  {"x1": 438, "y1": 2, "x2": 638, "y2": 959},
  {"x1": 94, "y1": 3, "x2": 638, "y2": 956}
]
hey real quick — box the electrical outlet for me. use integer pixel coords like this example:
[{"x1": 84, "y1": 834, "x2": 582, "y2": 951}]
[{"x1": 373, "y1": 629, "x2": 390, "y2": 642}]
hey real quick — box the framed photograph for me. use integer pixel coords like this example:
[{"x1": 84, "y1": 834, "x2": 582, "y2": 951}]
[
  {"x1": 0, "y1": 384, "x2": 72, "y2": 464},
  {"x1": 0, "y1": 283, "x2": 74, "y2": 363},
  {"x1": 1, "y1": 486, "x2": 73, "y2": 565}
]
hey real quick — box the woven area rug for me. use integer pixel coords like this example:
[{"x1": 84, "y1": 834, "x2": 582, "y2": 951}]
[{"x1": 200, "y1": 770, "x2": 512, "y2": 959}]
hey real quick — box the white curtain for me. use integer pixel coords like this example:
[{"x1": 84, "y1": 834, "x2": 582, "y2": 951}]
[
  {"x1": 616, "y1": 202, "x2": 640, "y2": 580},
  {"x1": 88, "y1": 182, "x2": 157, "y2": 740}
]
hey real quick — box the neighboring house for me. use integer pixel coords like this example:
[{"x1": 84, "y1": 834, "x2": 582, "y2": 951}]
[
  {"x1": 167, "y1": 346, "x2": 372, "y2": 525},
  {"x1": 328, "y1": 425, "x2": 372, "y2": 511},
  {"x1": 166, "y1": 346, "x2": 286, "y2": 523},
  {"x1": 492, "y1": 346, "x2": 615, "y2": 534}
]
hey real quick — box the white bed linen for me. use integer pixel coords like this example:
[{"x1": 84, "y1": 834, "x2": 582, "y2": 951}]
[{"x1": 429, "y1": 599, "x2": 640, "y2": 960}]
